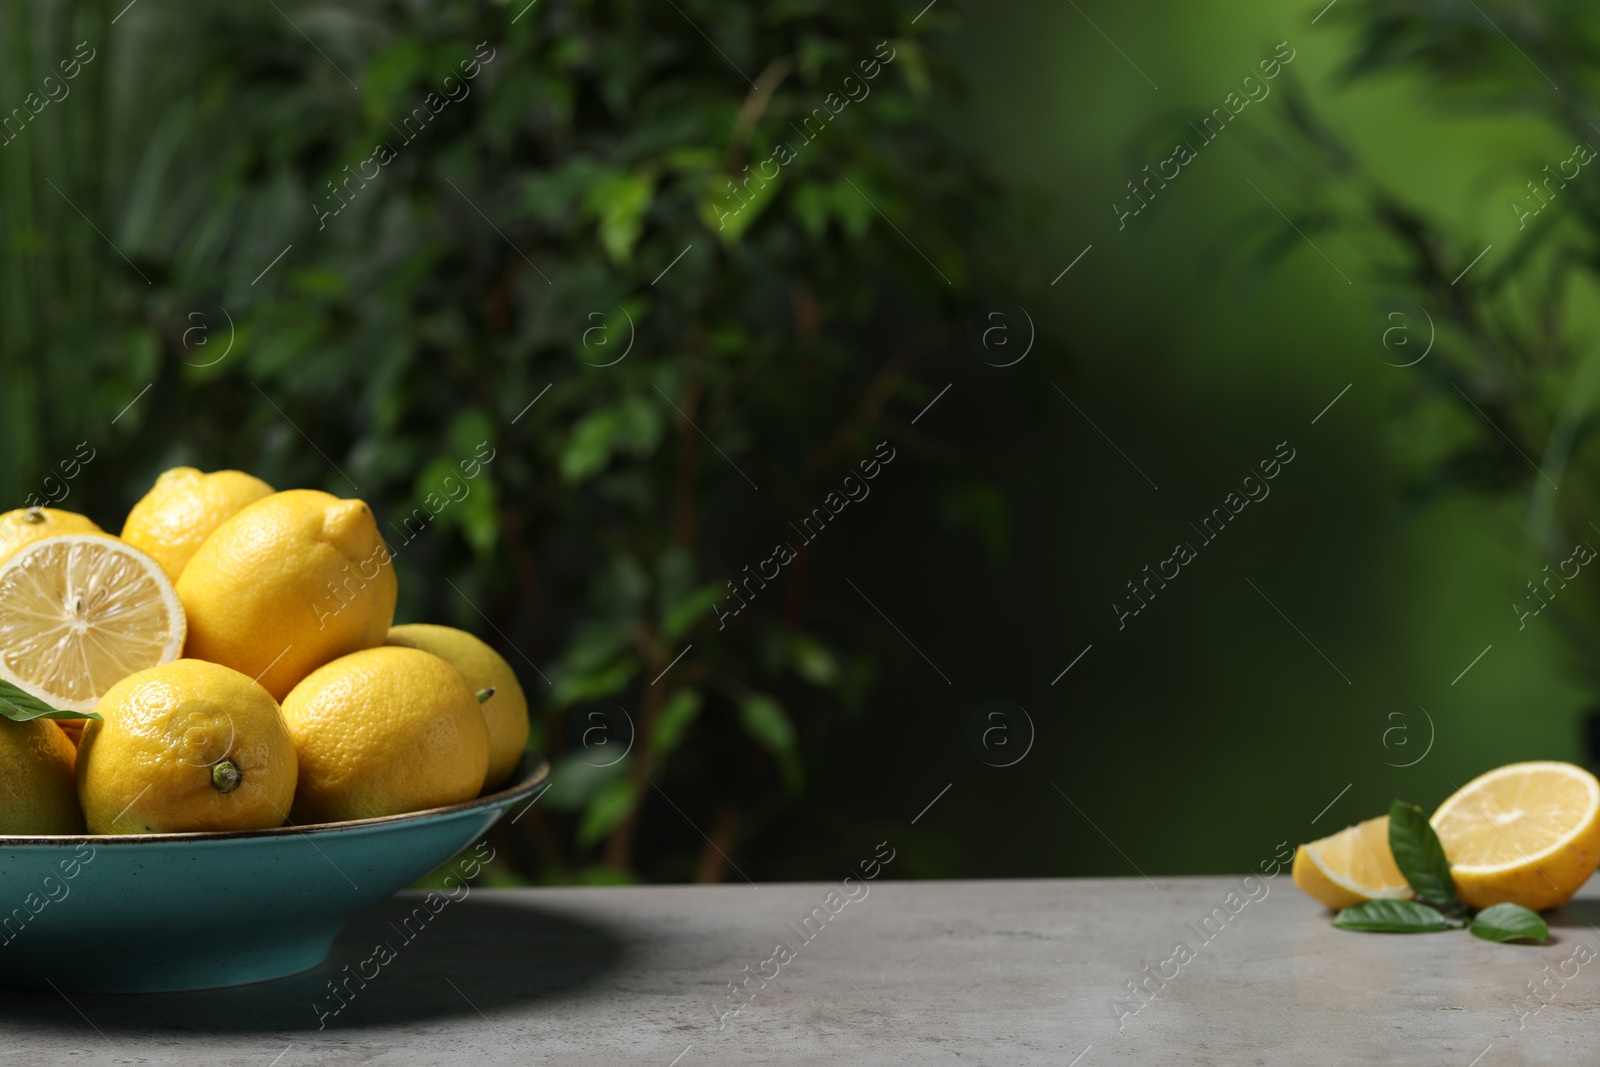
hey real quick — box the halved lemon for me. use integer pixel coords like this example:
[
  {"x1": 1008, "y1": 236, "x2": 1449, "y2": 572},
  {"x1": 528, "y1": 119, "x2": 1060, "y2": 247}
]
[
  {"x1": 1292, "y1": 814, "x2": 1414, "y2": 910},
  {"x1": 1432, "y1": 761, "x2": 1600, "y2": 912},
  {"x1": 0, "y1": 534, "x2": 186, "y2": 712}
]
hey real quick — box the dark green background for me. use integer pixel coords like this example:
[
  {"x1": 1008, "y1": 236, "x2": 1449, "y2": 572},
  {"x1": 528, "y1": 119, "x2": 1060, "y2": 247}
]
[{"x1": 933, "y1": 0, "x2": 1586, "y2": 879}]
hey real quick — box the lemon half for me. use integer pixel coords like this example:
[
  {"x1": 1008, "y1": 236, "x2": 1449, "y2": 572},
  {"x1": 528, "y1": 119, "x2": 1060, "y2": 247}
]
[
  {"x1": 1432, "y1": 761, "x2": 1600, "y2": 911},
  {"x1": 0, "y1": 534, "x2": 185, "y2": 711}
]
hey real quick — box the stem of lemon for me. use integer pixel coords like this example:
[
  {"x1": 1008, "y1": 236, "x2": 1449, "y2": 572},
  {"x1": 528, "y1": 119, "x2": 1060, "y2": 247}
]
[
  {"x1": 475, "y1": 686, "x2": 495, "y2": 703},
  {"x1": 21, "y1": 508, "x2": 43, "y2": 524},
  {"x1": 212, "y1": 759, "x2": 242, "y2": 793}
]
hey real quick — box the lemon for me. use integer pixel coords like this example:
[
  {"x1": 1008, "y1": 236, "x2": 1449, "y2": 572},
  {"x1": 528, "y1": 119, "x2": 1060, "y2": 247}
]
[
  {"x1": 0, "y1": 718, "x2": 85, "y2": 835},
  {"x1": 77, "y1": 659, "x2": 297, "y2": 834},
  {"x1": 0, "y1": 507, "x2": 102, "y2": 565},
  {"x1": 282, "y1": 646, "x2": 489, "y2": 824},
  {"x1": 177, "y1": 489, "x2": 397, "y2": 701},
  {"x1": 0, "y1": 534, "x2": 186, "y2": 711},
  {"x1": 1431, "y1": 760, "x2": 1600, "y2": 911},
  {"x1": 386, "y1": 623, "x2": 529, "y2": 790},
  {"x1": 121, "y1": 466, "x2": 275, "y2": 581},
  {"x1": 1292, "y1": 815, "x2": 1414, "y2": 910},
  {"x1": 55, "y1": 717, "x2": 87, "y2": 748}
]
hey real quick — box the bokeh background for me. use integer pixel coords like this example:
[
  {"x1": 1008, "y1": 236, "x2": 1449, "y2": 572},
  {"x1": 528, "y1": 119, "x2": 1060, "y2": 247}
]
[{"x1": 4, "y1": 0, "x2": 1595, "y2": 884}]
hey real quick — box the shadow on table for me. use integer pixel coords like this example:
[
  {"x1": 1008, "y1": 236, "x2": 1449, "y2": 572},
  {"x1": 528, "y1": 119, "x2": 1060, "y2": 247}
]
[
  {"x1": 1546, "y1": 898, "x2": 1600, "y2": 939},
  {"x1": 0, "y1": 894, "x2": 628, "y2": 1035}
]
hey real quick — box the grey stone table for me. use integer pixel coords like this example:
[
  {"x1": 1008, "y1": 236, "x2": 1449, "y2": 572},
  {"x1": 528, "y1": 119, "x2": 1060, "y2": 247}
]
[{"x1": 5, "y1": 876, "x2": 1599, "y2": 1065}]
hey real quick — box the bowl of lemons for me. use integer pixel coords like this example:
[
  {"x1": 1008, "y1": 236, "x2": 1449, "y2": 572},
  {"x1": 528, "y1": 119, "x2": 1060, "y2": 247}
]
[{"x1": 0, "y1": 469, "x2": 548, "y2": 992}]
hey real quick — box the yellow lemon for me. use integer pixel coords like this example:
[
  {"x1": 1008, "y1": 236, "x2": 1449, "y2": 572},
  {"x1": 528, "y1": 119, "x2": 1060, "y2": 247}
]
[
  {"x1": 77, "y1": 659, "x2": 297, "y2": 835},
  {"x1": 0, "y1": 507, "x2": 102, "y2": 565},
  {"x1": 0, "y1": 718, "x2": 85, "y2": 835},
  {"x1": 1432, "y1": 761, "x2": 1600, "y2": 912},
  {"x1": 121, "y1": 467, "x2": 275, "y2": 581},
  {"x1": 177, "y1": 489, "x2": 397, "y2": 701},
  {"x1": 1292, "y1": 815, "x2": 1414, "y2": 910},
  {"x1": 0, "y1": 534, "x2": 186, "y2": 711},
  {"x1": 55, "y1": 717, "x2": 87, "y2": 748},
  {"x1": 386, "y1": 623, "x2": 529, "y2": 790},
  {"x1": 281, "y1": 646, "x2": 488, "y2": 824}
]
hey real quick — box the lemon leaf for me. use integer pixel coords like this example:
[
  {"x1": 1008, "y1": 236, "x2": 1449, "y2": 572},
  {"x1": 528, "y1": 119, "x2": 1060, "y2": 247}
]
[
  {"x1": 1469, "y1": 903, "x2": 1548, "y2": 944},
  {"x1": 1388, "y1": 799, "x2": 1461, "y2": 912},
  {"x1": 0, "y1": 679, "x2": 101, "y2": 722},
  {"x1": 1332, "y1": 899, "x2": 1458, "y2": 933}
]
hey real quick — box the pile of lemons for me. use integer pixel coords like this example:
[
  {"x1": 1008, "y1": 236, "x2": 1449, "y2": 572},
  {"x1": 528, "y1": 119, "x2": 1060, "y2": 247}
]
[{"x1": 0, "y1": 468, "x2": 528, "y2": 836}]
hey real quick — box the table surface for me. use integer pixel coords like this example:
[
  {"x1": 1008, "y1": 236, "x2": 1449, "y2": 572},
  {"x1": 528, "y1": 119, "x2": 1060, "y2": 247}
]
[{"x1": 5, "y1": 875, "x2": 1599, "y2": 1065}]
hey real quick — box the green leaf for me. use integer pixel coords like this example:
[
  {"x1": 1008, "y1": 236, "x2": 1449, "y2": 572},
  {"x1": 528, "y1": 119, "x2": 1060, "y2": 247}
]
[
  {"x1": 1469, "y1": 903, "x2": 1549, "y2": 944},
  {"x1": 651, "y1": 688, "x2": 702, "y2": 758},
  {"x1": 446, "y1": 410, "x2": 495, "y2": 459},
  {"x1": 539, "y1": 754, "x2": 628, "y2": 811},
  {"x1": 551, "y1": 657, "x2": 637, "y2": 706},
  {"x1": 362, "y1": 38, "x2": 427, "y2": 110},
  {"x1": 452, "y1": 473, "x2": 499, "y2": 555},
  {"x1": 583, "y1": 170, "x2": 654, "y2": 264},
  {"x1": 0, "y1": 680, "x2": 100, "y2": 722},
  {"x1": 1388, "y1": 800, "x2": 1460, "y2": 911},
  {"x1": 738, "y1": 693, "x2": 796, "y2": 757},
  {"x1": 290, "y1": 266, "x2": 351, "y2": 299},
  {"x1": 561, "y1": 620, "x2": 634, "y2": 676},
  {"x1": 613, "y1": 394, "x2": 663, "y2": 456},
  {"x1": 792, "y1": 181, "x2": 830, "y2": 240},
  {"x1": 523, "y1": 158, "x2": 605, "y2": 224},
  {"x1": 560, "y1": 409, "x2": 622, "y2": 484},
  {"x1": 892, "y1": 38, "x2": 932, "y2": 99},
  {"x1": 558, "y1": 398, "x2": 661, "y2": 485},
  {"x1": 702, "y1": 169, "x2": 781, "y2": 244},
  {"x1": 791, "y1": 633, "x2": 840, "y2": 687},
  {"x1": 576, "y1": 778, "x2": 636, "y2": 847},
  {"x1": 830, "y1": 179, "x2": 872, "y2": 240},
  {"x1": 660, "y1": 583, "x2": 720, "y2": 642},
  {"x1": 1332, "y1": 899, "x2": 1458, "y2": 933}
]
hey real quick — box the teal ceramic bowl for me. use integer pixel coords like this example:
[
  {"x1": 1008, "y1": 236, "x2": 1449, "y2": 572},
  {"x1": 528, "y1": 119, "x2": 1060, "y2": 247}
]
[{"x1": 0, "y1": 754, "x2": 548, "y2": 993}]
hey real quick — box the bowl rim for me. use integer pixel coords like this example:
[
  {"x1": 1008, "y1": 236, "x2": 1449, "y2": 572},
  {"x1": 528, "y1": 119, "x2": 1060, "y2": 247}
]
[{"x1": 0, "y1": 755, "x2": 550, "y2": 846}]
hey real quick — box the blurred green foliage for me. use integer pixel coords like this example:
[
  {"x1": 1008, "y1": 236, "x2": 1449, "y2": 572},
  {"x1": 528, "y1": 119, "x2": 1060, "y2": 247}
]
[
  {"x1": 0, "y1": 0, "x2": 993, "y2": 883},
  {"x1": 20, "y1": 0, "x2": 1600, "y2": 887},
  {"x1": 1259, "y1": 1, "x2": 1600, "y2": 680}
]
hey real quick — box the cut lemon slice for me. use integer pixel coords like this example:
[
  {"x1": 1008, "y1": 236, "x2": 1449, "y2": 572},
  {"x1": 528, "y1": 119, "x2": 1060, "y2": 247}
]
[
  {"x1": 0, "y1": 534, "x2": 186, "y2": 711},
  {"x1": 1432, "y1": 761, "x2": 1600, "y2": 911},
  {"x1": 1292, "y1": 814, "x2": 1414, "y2": 910}
]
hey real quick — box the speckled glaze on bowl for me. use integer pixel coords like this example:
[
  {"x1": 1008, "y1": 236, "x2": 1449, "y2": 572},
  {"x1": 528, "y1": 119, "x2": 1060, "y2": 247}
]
[{"x1": 0, "y1": 754, "x2": 548, "y2": 993}]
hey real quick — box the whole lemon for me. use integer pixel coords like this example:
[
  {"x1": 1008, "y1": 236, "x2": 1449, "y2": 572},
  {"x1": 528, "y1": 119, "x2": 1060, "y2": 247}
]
[
  {"x1": 386, "y1": 623, "x2": 529, "y2": 790},
  {"x1": 282, "y1": 646, "x2": 489, "y2": 824},
  {"x1": 0, "y1": 718, "x2": 85, "y2": 835},
  {"x1": 0, "y1": 507, "x2": 102, "y2": 565},
  {"x1": 77, "y1": 659, "x2": 297, "y2": 835},
  {"x1": 177, "y1": 489, "x2": 397, "y2": 701},
  {"x1": 121, "y1": 467, "x2": 275, "y2": 581}
]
